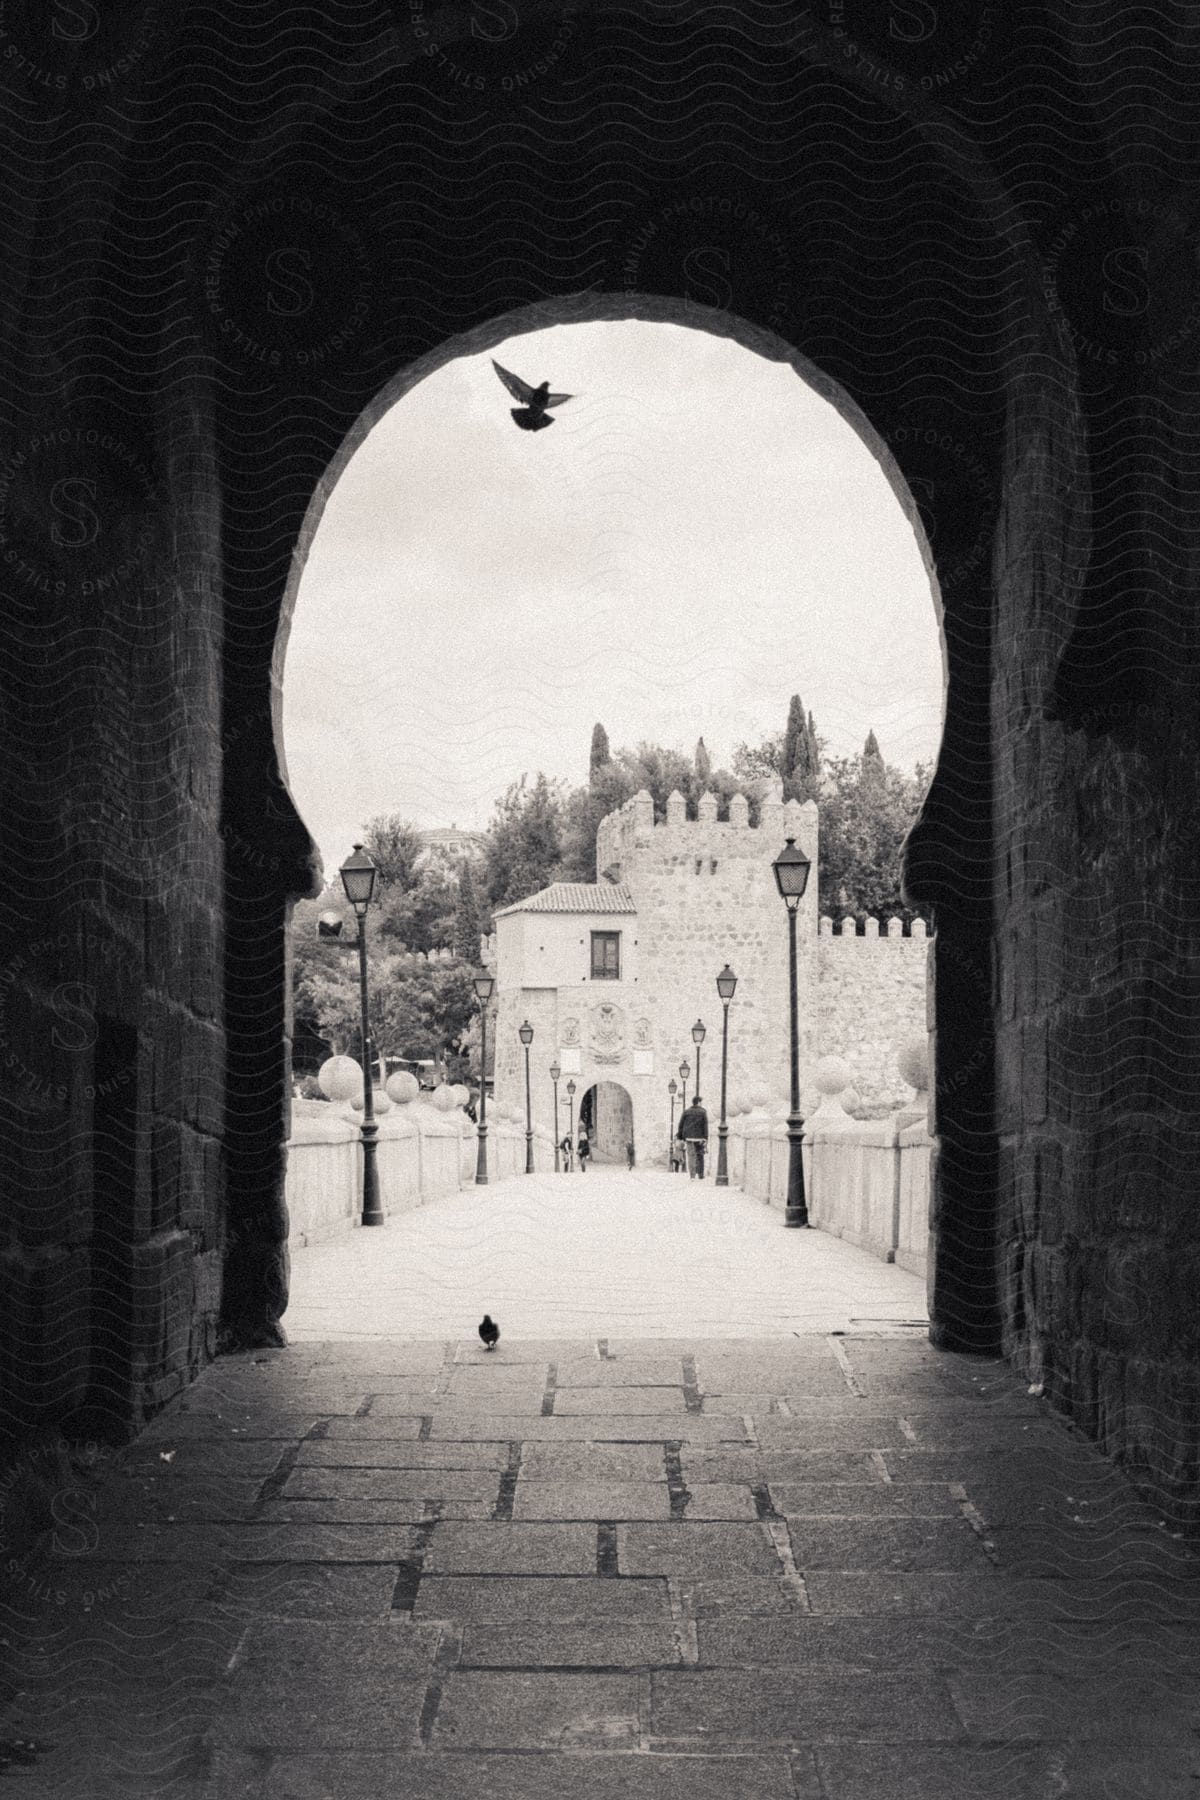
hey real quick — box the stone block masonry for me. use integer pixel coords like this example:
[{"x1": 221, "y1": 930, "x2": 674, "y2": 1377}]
[{"x1": 818, "y1": 917, "x2": 930, "y2": 1107}]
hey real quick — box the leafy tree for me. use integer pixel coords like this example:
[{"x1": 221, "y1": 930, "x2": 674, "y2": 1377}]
[
  {"x1": 362, "y1": 815, "x2": 424, "y2": 890},
  {"x1": 862, "y1": 728, "x2": 884, "y2": 774},
  {"x1": 589, "y1": 722, "x2": 611, "y2": 782},
  {"x1": 818, "y1": 750, "x2": 931, "y2": 926},
  {"x1": 561, "y1": 758, "x2": 635, "y2": 882},
  {"x1": 481, "y1": 772, "x2": 567, "y2": 916}
]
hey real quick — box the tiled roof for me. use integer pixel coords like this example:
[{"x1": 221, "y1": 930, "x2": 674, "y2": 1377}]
[{"x1": 493, "y1": 882, "x2": 636, "y2": 918}]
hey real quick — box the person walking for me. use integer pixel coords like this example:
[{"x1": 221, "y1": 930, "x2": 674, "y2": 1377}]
[
  {"x1": 576, "y1": 1126, "x2": 591, "y2": 1171},
  {"x1": 560, "y1": 1134, "x2": 573, "y2": 1172},
  {"x1": 676, "y1": 1092, "x2": 709, "y2": 1179},
  {"x1": 625, "y1": 1136, "x2": 635, "y2": 1170}
]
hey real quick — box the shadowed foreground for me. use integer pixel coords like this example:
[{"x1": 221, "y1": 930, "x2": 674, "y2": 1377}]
[{"x1": 2, "y1": 1322, "x2": 1197, "y2": 1797}]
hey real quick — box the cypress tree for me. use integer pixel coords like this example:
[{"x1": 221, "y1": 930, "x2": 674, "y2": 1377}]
[
  {"x1": 453, "y1": 860, "x2": 482, "y2": 964},
  {"x1": 694, "y1": 735, "x2": 711, "y2": 784},
  {"x1": 589, "y1": 722, "x2": 611, "y2": 783}
]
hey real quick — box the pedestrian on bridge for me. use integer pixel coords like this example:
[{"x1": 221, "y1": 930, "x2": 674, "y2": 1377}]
[{"x1": 677, "y1": 1094, "x2": 709, "y2": 1179}]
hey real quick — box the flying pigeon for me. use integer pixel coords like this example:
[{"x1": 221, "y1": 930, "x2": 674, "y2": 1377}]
[
  {"x1": 492, "y1": 360, "x2": 572, "y2": 431},
  {"x1": 478, "y1": 1314, "x2": 500, "y2": 1351}
]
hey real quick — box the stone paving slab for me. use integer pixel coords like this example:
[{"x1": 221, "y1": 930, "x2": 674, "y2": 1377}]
[
  {"x1": 422, "y1": 1522, "x2": 600, "y2": 1574},
  {"x1": 805, "y1": 1571, "x2": 1007, "y2": 1614},
  {"x1": 680, "y1": 1483, "x2": 759, "y2": 1519},
  {"x1": 434, "y1": 1670, "x2": 641, "y2": 1749},
  {"x1": 208, "y1": 1619, "x2": 437, "y2": 1749},
  {"x1": 786, "y1": 1517, "x2": 984, "y2": 1571},
  {"x1": 297, "y1": 1438, "x2": 510, "y2": 1468},
  {"x1": 554, "y1": 1387, "x2": 687, "y2": 1414},
  {"x1": 677, "y1": 1575, "x2": 810, "y2": 1616},
  {"x1": 698, "y1": 1613, "x2": 995, "y2": 1669},
  {"x1": 552, "y1": 1358, "x2": 687, "y2": 1385},
  {"x1": 681, "y1": 1448, "x2": 885, "y2": 1484},
  {"x1": 312, "y1": 1416, "x2": 425, "y2": 1440},
  {"x1": 513, "y1": 1481, "x2": 672, "y2": 1520},
  {"x1": 751, "y1": 1418, "x2": 911, "y2": 1449},
  {"x1": 812, "y1": 1742, "x2": 1193, "y2": 1800},
  {"x1": 617, "y1": 1522, "x2": 782, "y2": 1577},
  {"x1": 458, "y1": 1621, "x2": 682, "y2": 1666},
  {"x1": 649, "y1": 1667, "x2": 962, "y2": 1745},
  {"x1": 413, "y1": 1575, "x2": 671, "y2": 1622},
  {"x1": 428, "y1": 1412, "x2": 747, "y2": 1442},
  {"x1": 284, "y1": 1466, "x2": 502, "y2": 1501},
  {"x1": 771, "y1": 1481, "x2": 959, "y2": 1516},
  {"x1": 206, "y1": 1749, "x2": 805, "y2": 1800},
  {"x1": 517, "y1": 1443, "x2": 667, "y2": 1481},
  {"x1": 256, "y1": 1496, "x2": 457, "y2": 1523},
  {"x1": 210, "y1": 1563, "x2": 401, "y2": 1618}
]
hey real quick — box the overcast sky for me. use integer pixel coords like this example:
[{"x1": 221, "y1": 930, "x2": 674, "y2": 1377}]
[{"x1": 282, "y1": 320, "x2": 945, "y2": 881}]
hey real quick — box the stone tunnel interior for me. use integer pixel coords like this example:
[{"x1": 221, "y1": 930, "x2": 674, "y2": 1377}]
[{"x1": 0, "y1": 0, "x2": 1197, "y2": 1534}]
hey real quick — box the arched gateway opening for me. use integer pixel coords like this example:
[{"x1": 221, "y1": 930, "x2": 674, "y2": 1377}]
[
  {"x1": 275, "y1": 301, "x2": 949, "y2": 1298},
  {"x1": 578, "y1": 1082, "x2": 634, "y2": 1166}
]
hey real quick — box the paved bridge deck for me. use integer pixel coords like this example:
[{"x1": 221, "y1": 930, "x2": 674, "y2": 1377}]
[
  {"x1": 284, "y1": 1167, "x2": 929, "y2": 1339},
  {"x1": 2, "y1": 1171, "x2": 1196, "y2": 1796}
]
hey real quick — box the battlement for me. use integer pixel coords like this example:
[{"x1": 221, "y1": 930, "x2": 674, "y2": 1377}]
[
  {"x1": 595, "y1": 782, "x2": 817, "y2": 880},
  {"x1": 819, "y1": 915, "x2": 929, "y2": 940}
]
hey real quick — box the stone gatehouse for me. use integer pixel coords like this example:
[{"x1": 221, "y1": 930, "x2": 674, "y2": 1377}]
[{"x1": 487, "y1": 784, "x2": 928, "y2": 1165}]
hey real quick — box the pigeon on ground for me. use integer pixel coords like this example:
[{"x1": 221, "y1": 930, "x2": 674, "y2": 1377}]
[
  {"x1": 491, "y1": 360, "x2": 572, "y2": 431},
  {"x1": 478, "y1": 1314, "x2": 500, "y2": 1351}
]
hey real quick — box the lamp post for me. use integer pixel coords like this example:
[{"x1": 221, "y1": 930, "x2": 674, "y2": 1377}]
[
  {"x1": 715, "y1": 965, "x2": 737, "y2": 1187},
  {"x1": 566, "y1": 1079, "x2": 576, "y2": 1170},
  {"x1": 518, "y1": 1019, "x2": 534, "y2": 1173},
  {"x1": 773, "y1": 836, "x2": 812, "y2": 1227},
  {"x1": 668, "y1": 1077, "x2": 678, "y2": 1167},
  {"x1": 679, "y1": 1058, "x2": 690, "y2": 1107},
  {"x1": 691, "y1": 1019, "x2": 706, "y2": 1101},
  {"x1": 550, "y1": 1061, "x2": 561, "y2": 1173},
  {"x1": 340, "y1": 844, "x2": 383, "y2": 1227},
  {"x1": 473, "y1": 971, "x2": 494, "y2": 1185}
]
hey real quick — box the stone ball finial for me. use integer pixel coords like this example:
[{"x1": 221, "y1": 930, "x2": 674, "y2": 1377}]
[
  {"x1": 814, "y1": 1055, "x2": 853, "y2": 1095},
  {"x1": 897, "y1": 1037, "x2": 930, "y2": 1093},
  {"x1": 430, "y1": 1084, "x2": 458, "y2": 1112},
  {"x1": 318, "y1": 1055, "x2": 364, "y2": 1104},
  {"x1": 450, "y1": 1083, "x2": 471, "y2": 1107},
  {"x1": 386, "y1": 1071, "x2": 420, "y2": 1104}
]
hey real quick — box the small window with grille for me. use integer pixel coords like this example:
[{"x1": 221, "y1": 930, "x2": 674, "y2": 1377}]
[{"x1": 590, "y1": 931, "x2": 621, "y2": 980}]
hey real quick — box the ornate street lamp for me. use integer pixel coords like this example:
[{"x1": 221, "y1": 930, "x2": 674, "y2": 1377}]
[
  {"x1": 715, "y1": 965, "x2": 737, "y2": 1187},
  {"x1": 340, "y1": 844, "x2": 383, "y2": 1227},
  {"x1": 472, "y1": 971, "x2": 495, "y2": 1185},
  {"x1": 773, "y1": 836, "x2": 812, "y2": 1227},
  {"x1": 691, "y1": 1018, "x2": 706, "y2": 1101},
  {"x1": 566, "y1": 1079, "x2": 576, "y2": 1169},
  {"x1": 550, "y1": 1061, "x2": 561, "y2": 1173},
  {"x1": 668, "y1": 1077, "x2": 678, "y2": 1169},
  {"x1": 679, "y1": 1058, "x2": 690, "y2": 1107},
  {"x1": 518, "y1": 1019, "x2": 535, "y2": 1174}
]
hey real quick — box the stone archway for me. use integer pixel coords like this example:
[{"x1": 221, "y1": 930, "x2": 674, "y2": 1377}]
[
  {"x1": 578, "y1": 1080, "x2": 634, "y2": 1166},
  {"x1": 232, "y1": 284, "x2": 1001, "y2": 1361}
]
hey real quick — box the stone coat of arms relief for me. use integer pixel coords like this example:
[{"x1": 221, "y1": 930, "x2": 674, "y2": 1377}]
[{"x1": 589, "y1": 1003, "x2": 626, "y2": 1064}]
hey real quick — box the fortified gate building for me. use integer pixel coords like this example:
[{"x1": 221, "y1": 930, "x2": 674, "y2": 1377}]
[{"x1": 487, "y1": 783, "x2": 928, "y2": 1164}]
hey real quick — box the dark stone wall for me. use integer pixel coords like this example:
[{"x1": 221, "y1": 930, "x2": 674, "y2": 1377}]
[{"x1": 0, "y1": 1, "x2": 1195, "y2": 1520}]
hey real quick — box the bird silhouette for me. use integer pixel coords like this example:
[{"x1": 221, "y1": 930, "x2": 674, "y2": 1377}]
[
  {"x1": 492, "y1": 360, "x2": 572, "y2": 431},
  {"x1": 478, "y1": 1314, "x2": 500, "y2": 1351}
]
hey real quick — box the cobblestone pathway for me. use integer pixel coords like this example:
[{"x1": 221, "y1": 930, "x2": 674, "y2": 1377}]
[{"x1": 2, "y1": 1180, "x2": 1198, "y2": 1795}]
